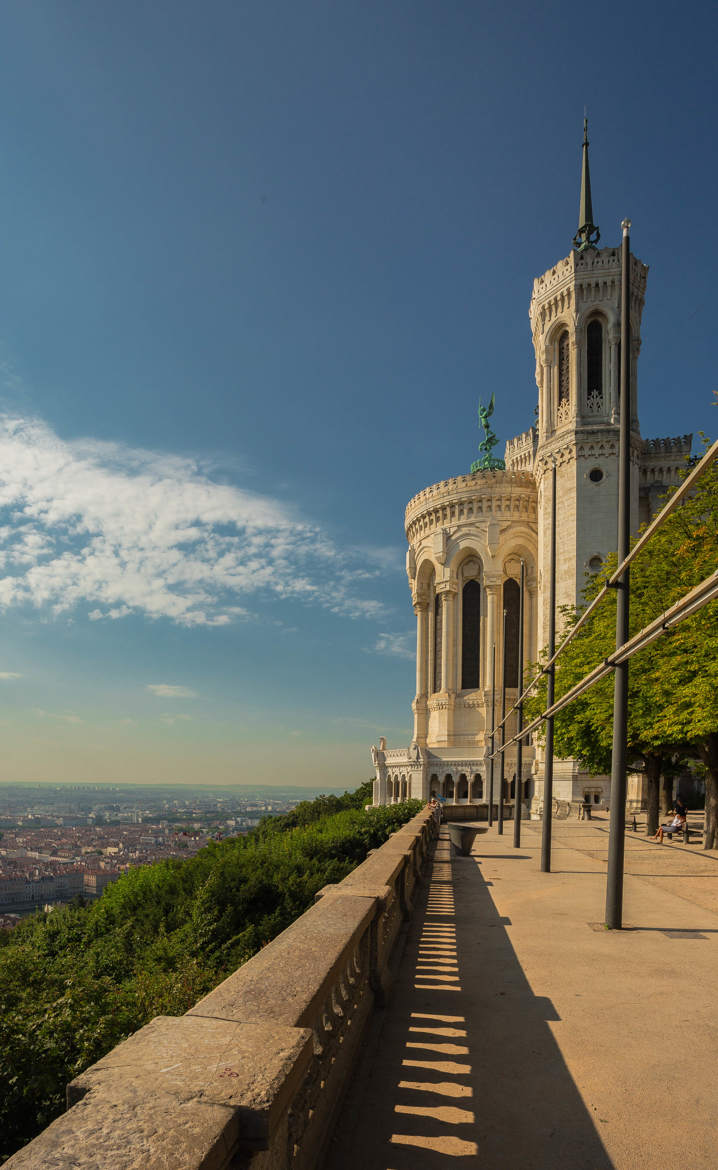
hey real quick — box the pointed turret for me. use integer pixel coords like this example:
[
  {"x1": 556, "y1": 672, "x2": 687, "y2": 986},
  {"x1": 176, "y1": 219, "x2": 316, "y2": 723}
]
[{"x1": 573, "y1": 118, "x2": 600, "y2": 251}]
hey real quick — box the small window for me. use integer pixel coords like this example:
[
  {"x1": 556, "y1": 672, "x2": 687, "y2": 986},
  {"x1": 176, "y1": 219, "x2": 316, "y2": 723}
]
[
  {"x1": 587, "y1": 320, "x2": 603, "y2": 403},
  {"x1": 588, "y1": 556, "x2": 602, "y2": 573},
  {"x1": 589, "y1": 468, "x2": 604, "y2": 483},
  {"x1": 558, "y1": 331, "x2": 570, "y2": 405}
]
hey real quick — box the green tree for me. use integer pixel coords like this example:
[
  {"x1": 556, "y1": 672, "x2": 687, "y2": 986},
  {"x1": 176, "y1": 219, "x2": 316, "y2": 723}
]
[{"x1": 527, "y1": 442, "x2": 718, "y2": 846}]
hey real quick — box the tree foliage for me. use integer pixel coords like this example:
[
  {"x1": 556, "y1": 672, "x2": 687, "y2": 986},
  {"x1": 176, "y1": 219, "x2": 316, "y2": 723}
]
[
  {"x1": 527, "y1": 441, "x2": 718, "y2": 842},
  {"x1": 0, "y1": 784, "x2": 420, "y2": 1161}
]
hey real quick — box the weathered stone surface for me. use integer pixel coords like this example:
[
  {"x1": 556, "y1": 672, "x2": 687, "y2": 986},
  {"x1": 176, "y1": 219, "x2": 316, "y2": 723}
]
[
  {"x1": 72, "y1": 1016, "x2": 313, "y2": 1132},
  {"x1": 335, "y1": 848, "x2": 404, "y2": 892},
  {"x1": 4, "y1": 1090, "x2": 241, "y2": 1170},
  {"x1": 189, "y1": 894, "x2": 377, "y2": 1028},
  {"x1": 5, "y1": 1017, "x2": 313, "y2": 1170}
]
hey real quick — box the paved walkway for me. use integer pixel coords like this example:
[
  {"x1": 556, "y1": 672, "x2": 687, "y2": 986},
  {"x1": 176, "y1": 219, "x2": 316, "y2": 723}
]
[{"x1": 326, "y1": 815, "x2": 718, "y2": 1169}]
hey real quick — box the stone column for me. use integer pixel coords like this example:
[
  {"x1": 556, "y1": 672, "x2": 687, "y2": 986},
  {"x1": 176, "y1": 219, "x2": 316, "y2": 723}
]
[
  {"x1": 537, "y1": 361, "x2": 547, "y2": 441},
  {"x1": 440, "y1": 585, "x2": 458, "y2": 693},
  {"x1": 570, "y1": 335, "x2": 579, "y2": 422},
  {"x1": 484, "y1": 576, "x2": 502, "y2": 688},
  {"x1": 375, "y1": 759, "x2": 387, "y2": 805},
  {"x1": 541, "y1": 345, "x2": 553, "y2": 436},
  {"x1": 412, "y1": 597, "x2": 429, "y2": 746},
  {"x1": 414, "y1": 599, "x2": 429, "y2": 698}
]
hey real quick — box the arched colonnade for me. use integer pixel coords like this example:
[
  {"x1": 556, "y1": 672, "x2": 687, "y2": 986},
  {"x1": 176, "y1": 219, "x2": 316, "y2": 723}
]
[
  {"x1": 386, "y1": 774, "x2": 410, "y2": 803},
  {"x1": 428, "y1": 772, "x2": 484, "y2": 803}
]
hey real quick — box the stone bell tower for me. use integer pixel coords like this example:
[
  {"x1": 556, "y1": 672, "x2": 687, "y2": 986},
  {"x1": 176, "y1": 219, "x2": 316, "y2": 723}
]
[{"x1": 530, "y1": 120, "x2": 648, "y2": 653}]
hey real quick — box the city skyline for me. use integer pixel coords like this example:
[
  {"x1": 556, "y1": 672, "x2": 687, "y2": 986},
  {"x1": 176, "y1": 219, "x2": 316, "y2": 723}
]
[{"x1": 0, "y1": 1, "x2": 715, "y2": 785}]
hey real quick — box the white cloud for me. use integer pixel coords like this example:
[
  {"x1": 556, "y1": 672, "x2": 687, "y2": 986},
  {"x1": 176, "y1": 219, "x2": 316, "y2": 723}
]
[
  {"x1": 146, "y1": 684, "x2": 197, "y2": 699},
  {"x1": 359, "y1": 545, "x2": 405, "y2": 573},
  {"x1": 0, "y1": 671, "x2": 22, "y2": 679},
  {"x1": 160, "y1": 713, "x2": 192, "y2": 725},
  {"x1": 0, "y1": 414, "x2": 387, "y2": 627},
  {"x1": 371, "y1": 632, "x2": 415, "y2": 661}
]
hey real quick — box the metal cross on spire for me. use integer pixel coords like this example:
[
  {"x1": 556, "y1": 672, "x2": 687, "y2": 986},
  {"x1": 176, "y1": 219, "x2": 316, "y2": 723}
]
[{"x1": 573, "y1": 117, "x2": 600, "y2": 252}]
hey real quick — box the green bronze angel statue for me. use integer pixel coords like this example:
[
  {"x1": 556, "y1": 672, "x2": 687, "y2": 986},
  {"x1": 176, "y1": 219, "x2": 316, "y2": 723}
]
[{"x1": 471, "y1": 394, "x2": 505, "y2": 472}]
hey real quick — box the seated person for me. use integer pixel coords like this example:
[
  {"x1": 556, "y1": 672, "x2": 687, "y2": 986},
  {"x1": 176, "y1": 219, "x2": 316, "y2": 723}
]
[{"x1": 650, "y1": 811, "x2": 686, "y2": 843}]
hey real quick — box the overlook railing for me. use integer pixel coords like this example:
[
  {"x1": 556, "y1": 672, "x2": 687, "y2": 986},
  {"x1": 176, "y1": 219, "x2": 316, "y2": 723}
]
[{"x1": 4, "y1": 807, "x2": 438, "y2": 1170}]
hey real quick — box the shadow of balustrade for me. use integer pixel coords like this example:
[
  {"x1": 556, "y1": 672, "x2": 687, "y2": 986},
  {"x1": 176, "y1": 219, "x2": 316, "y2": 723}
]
[{"x1": 325, "y1": 830, "x2": 614, "y2": 1169}]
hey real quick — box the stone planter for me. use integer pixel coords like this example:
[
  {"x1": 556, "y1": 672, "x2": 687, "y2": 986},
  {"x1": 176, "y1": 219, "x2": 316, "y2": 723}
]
[{"x1": 447, "y1": 823, "x2": 487, "y2": 856}]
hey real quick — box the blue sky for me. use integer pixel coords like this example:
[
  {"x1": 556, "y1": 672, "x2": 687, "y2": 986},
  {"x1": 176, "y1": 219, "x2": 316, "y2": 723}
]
[{"x1": 0, "y1": 1, "x2": 715, "y2": 786}]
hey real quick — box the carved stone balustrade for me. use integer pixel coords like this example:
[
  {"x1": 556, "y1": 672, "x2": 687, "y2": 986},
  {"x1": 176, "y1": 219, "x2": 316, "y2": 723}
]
[{"x1": 4, "y1": 807, "x2": 438, "y2": 1170}]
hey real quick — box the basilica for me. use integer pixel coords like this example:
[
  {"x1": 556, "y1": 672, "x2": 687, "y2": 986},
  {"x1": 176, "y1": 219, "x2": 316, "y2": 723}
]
[{"x1": 371, "y1": 126, "x2": 690, "y2": 815}]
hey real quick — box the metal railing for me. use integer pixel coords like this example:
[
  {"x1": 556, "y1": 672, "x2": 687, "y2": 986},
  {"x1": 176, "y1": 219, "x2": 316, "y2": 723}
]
[{"x1": 488, "y1": 436, "x2": 718, "y2": 750}]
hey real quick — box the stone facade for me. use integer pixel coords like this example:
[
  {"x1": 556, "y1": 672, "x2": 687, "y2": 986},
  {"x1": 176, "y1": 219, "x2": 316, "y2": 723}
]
[{"x1": 372, "y1": 241, "x2": 691, "y2": 814}]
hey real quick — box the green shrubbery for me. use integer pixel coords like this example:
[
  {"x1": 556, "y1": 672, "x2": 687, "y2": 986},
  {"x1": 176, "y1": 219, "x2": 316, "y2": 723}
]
[{"x1": 0, "y1": 784, "x2": 420, "y2": 1161}]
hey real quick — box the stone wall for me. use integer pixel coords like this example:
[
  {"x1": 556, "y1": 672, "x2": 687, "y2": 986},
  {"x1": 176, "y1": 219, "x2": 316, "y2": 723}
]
[{"x1": 4, "y1": 808, "x2": 438, "y2": 1170}]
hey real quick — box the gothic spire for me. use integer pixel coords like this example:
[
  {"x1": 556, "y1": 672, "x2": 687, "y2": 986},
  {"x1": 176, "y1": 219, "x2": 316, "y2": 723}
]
[{"x1": 573, "y1": 117, "x2": 600, "y2": 252}]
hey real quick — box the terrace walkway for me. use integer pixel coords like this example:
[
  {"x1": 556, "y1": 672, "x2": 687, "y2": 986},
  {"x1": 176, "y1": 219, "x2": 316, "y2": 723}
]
[{"x1": 326, "y1": 816, "x2": 718, "y2": 1170}]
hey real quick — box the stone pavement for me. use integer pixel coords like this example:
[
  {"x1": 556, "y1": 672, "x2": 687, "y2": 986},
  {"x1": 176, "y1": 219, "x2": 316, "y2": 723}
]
[{"x1": 325, "y1": 815, "x2": 718, "y2": 1170}]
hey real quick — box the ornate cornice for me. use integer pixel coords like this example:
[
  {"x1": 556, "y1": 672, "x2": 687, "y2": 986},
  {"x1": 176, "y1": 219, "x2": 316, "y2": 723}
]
[
  {"x1": 405, "y1": 471, "x2": 537, "y2": 546},
  {"x1": 529, "y1": 248, "x2": 648, "y2": 330},
  {"x1": 534, "y1": 429, "x2": 643, "y2": 479}
]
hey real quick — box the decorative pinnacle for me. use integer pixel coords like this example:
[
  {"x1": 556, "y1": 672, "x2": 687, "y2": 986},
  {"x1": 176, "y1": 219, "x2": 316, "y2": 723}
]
[{"x1": 573, "y1": 117, "x2": 600, "y2": 252}]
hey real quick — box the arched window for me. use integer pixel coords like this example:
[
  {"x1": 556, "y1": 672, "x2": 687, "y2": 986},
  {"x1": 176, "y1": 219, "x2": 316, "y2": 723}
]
[
  {"x1": 430, "y1": 774, "x2": 440, "y2": 797},
  {"x1": 457, "y1": 774, "x2": 468, "y2": 802},
  {"x1": 444, "y1": 774, "x2": 455, "y2": 801},
  {"x1": 503, "y1": 578, "x2": 521, "y2": 688},
  {"x1": 461, "y1": 579, "x2": 481, "y2": 689},
  {"x1": 558, "y1": 330, "x2": 570, "y2": 406},
  {"x1": 433, "y1": 593, "x2": 442, "y2": 693},
  {"x1": 587, "y1": 319, "x2": 603, "y2": 405},
  {"x1": 472, "y1": 773, "x2": 483, "y2": 800}
]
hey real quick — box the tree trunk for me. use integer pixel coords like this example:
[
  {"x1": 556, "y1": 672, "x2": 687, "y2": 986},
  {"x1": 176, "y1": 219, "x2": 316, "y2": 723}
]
[
  {"x1": 699, "y1": 734, "x2": 718, "y2": 851},
  {"x1": 645, "y1": 754, "x2": 662, "y2": 837},
  {"x1": 661, "y1": 773, "x2": 673, "y2": 815}
]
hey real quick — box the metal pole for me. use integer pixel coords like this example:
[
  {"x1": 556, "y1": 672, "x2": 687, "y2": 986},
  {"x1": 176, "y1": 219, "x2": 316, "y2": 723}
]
[
  {"x1": 541, "y1": 462, "x2": 557, "y2": 872},
  {"x1": 498, "y1": 608, "x2": 507, "y2": 835},
  {"x1": 513, "y1": 562, "x2": 525, "y2": 848},
  {"x1": 605, "y1": 218, "x2": 632, "y2": 930},
  {"x1": 488, "y1": 643, "x2": 496, "y2": 827}
]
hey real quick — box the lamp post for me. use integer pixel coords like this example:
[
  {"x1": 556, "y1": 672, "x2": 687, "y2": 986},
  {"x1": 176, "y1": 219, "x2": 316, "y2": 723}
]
[
  {"x1": 605, "y1": 218, "x2": 632, "y2": 929},
  {"x1": 488, "y1": 643, "x2": 496, "y2": 827},
  {"x1": 513, "y1": 561, "x2": 525, "y2": 848},
  {"x1": 498, "y1": 607, "x2": 508, "y2": 835},
  {"x1": 540, "y1": 462, "x2": 557, "y2": 871}
]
